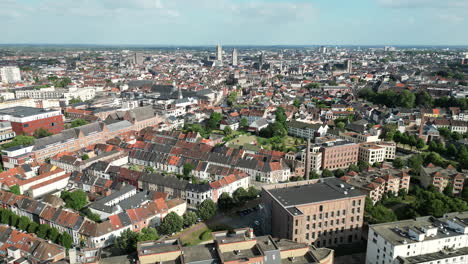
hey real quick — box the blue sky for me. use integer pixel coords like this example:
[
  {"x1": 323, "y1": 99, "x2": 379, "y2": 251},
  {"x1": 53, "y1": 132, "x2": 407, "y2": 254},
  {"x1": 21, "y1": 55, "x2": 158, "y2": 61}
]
[{"x1": 1, "y1": 0, "x2": 467, "y2": 45}]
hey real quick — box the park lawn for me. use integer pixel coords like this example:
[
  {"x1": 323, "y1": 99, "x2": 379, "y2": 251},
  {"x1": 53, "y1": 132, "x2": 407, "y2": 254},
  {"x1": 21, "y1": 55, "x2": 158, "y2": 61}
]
[{"x1": 181, "y1": 227, "x2": 212, "y2": 246}]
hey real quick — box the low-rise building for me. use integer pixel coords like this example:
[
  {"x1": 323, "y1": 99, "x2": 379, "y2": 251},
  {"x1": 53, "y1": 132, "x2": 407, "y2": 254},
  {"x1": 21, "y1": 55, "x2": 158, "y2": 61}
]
[
  {"x1": 366, "y1": 212, "x2": 468, "y2": 264},
  {"x1": 137, "y1": 228, "x2": 334, "y2": 264},
  {"x1": 358, "y1": 142, "x2": 396, "y2": 165},
  {"x1": 0, "y1": 106, "x2": 64, "y2": 136}
]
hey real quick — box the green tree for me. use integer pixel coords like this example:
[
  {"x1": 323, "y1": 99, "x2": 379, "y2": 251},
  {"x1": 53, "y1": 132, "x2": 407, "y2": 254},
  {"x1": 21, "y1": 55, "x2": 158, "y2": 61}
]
[
  {"x1": 336, "y1": 122, "x2": 345, "y2": 131},
  {"x1": 2, "y1": 135, "x2": 35, "y2": 149},
  {"x1": 81, "y1": 154, "x2": 90, "y2": 160},
  {"x1": 115, "y1": 229, "x2": 138, "y2": 254},
  {"x1": 18, "y1": 216, "x2": 31, "y2": 231},
  {"x1": 416, "y1": 91, "x2": 434, "y2": 108},
  {"x1": 28, "y1": 222, "x2": 39, "y2": 234},
  {"x1": 9, "y1": 214, "x2": 19, "y2": 227},
  {"x1": 59, "y1": 232, "x2": 73, "y2": 249},
  {"x1": 218, "y1": 192, "x2": 235, "y2": 211},
  {"x1": 206, "y1": 112, "x2": 223, "y2": 130},
  {"x1": 392, "y1": 157, "x2": 405, "y2": 169},
  {"x1": 227, "y1": 92, "x2": 237, "y2": 107},
  {"x1": 183, "y1": 163, "x2": 195, "y2": 180},
  {"x1": 71, "y1": 118, "x2": 89, "y2": 128},
  {"x1": 348, "y1": 164, "x2": 359, "y2": 173},
  {"x1": 33, "y1": 128, "x2": 53, "y2": 139},
  {"x1": 233, "y1": 187, "x2": 248, "y2": 205},
  {"x1": 358, "y1": 160, "x2": 370, "y2": 172},
  {"x1": 408, "y1": 154, "x2": 424, "y2": 174},
  {"x1": 61, "y1": 190, "x2": 88, "y2": 211},
  {"x1": 334, "y1": 169, "x2": 345, "y2": 177},
  {"x1": 223, "y1": 126, "x2": 233, "y2": 136},
  {"x1": 0, "y1": 209, "x2": 11, "y2": 224},
  {"x1": 247, "y1": 186, "x2": 259, "y2": 199},
  {"x1": 398, "y1": 90, "x2": 416, "y2": 108},
  {"x1": 198, "y1": 199, "x2": 216, "y2": 221},
  {"x1": 416, "y1": 138, "x2": 426, "y2": 150},
  {"x1": 240, "y1": 118, "x2": 248, "y2": 128},
  {"x1": 160, "y1": 212, "x2": 183, "y2": 235},
  {"x1": 9, "y1": 185, "x2": 20, "y2": 195},
  {"x1": 321, "y1": 169, "x2": 334, "y2": 178},
  {"x1": 37, "y1": 224, "x2": 50, "y2": 239},
  {"x1": 444, "y1": 185, "x2": 454, "y2": 197},
  {"x1": 47, "y1": 227, "x2": 60, "y2": 243},
  {"x1": 293, "y1": 99, "x2": 301, "y2": 108},
  {"x1": 183, "y1": 212, "x2": 198, "y2": 227},
  {"x1": 137, "y1": 227, "x2": 159, "y2": 242}
]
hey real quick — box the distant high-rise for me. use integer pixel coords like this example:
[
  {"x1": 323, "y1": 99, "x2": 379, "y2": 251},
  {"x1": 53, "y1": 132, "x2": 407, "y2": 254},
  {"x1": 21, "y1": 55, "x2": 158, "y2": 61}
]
[
  {"x1": 217, "y1": 44, "x2": 223, "y2": 62},
  {"x1": 319, "y1": 46, "x2": 327, "y2": 54},
  {"x1": 0, "y1": 66, "x2": 21, "y2": 84},
  {"x1": 346, "y1": 59, "x2": 352, "y2": 73},
  {"x1": 232, "y1": 49, "x2": 238, "y2": 66},
  {"x1": 259, "y1": 51, "x2": 265, "y2": 70},
  {"x1": 134, "y1": 53, "x2": 145, "y2": 65}
]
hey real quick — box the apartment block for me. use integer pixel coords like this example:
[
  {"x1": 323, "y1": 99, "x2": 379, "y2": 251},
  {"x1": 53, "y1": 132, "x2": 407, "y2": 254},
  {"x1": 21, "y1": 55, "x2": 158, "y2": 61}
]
[
  {"x1": 262, "y1": 178, "x2": 366, "y2": 248},
  {"x1": 359, "y1": 142, "x2": 396, "y2": 165},
  {"x1": 420, "y1": 164, "x2": 467, "y2": 195}
]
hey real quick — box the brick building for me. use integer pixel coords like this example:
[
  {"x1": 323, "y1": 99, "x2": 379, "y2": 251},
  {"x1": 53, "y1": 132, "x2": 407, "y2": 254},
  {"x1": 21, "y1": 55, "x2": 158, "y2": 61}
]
[
  {"x1": 0, "y1": 106, "x2": 64, "y2": 136},
  {"x1": 262, "y1": 178, "x2": 366, "y2": 248},
  {"x1": 320, "y1": 140, "x2": 359, "y2": 170}
]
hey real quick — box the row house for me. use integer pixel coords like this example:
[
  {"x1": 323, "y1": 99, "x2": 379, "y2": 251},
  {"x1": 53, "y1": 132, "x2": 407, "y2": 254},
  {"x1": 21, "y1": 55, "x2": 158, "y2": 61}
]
[{"x1": 0, "y1": 189, "x2": 185, "y2": 249}]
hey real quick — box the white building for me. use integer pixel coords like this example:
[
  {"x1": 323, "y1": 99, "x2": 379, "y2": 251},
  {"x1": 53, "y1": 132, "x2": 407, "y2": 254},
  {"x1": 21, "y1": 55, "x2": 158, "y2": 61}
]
[
  {"x1": 359, "y1": 142, "x2": 396, "y2": 165},
  {"x1": 0, "y1": 66, "x2": 21, "y2": 84},
  {"x1": 366, "y1": 212, "x2": 468, "y2": 264}
]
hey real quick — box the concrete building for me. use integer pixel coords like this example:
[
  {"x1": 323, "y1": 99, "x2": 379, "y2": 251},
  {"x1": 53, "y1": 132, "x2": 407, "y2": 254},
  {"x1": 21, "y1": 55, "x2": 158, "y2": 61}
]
[
  {"x1": 366, "y1": 212, "x2": 468, "y2": 264},
  {"x1": 137, "y1": 228, "x2": 334, "y2": 264},
  {"x1": 359, "y1": 142, "x2": 396, "y2": 165},
  {"x1": 0, "y1": 66, "x2": 21, "y2": 84},
  {"x1": 262, "y1": 178, "x2": 366, "y2": 248},
  {"x1": 0, "y1": 121, "x2": 16, "y2": 142},
  {"x1": 0, "y1": 106, "x2": 64, "y2": 136}
]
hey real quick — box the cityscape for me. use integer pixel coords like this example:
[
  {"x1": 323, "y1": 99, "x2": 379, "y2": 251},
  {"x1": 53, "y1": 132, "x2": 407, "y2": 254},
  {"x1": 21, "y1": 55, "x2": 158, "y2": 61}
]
[{"x1": 1, "y1": 1, "x2": 468, "y2": 264}]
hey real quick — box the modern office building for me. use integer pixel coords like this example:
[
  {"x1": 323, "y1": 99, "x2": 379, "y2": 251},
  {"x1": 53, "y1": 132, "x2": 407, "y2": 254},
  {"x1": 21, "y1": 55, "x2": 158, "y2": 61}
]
[
  {"x1": 262, "y1": 178, "x2": 366, "y2": 248},
  {"x1": 366, "y1": 212, "x2": 468, "y2": 264}
]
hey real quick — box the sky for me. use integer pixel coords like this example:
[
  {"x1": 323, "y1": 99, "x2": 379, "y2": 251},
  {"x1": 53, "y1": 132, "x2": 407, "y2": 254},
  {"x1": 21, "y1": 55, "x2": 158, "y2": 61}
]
[{"x1": 1, "y1": 0, "x2": 467, "y2": 46}]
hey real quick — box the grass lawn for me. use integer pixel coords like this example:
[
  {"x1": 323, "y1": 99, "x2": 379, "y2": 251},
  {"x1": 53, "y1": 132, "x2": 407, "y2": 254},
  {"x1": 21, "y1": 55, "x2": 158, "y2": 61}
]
[
  {"x1": 180, "y1": 226, "x2": 212, "y2": 246},
  {"x1": 227, "y1": 134, "x2": 304, "y2": 152}
]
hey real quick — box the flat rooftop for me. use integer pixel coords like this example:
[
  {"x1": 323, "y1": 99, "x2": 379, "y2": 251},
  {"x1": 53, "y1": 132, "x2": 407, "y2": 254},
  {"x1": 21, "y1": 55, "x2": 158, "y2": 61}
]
[
  {"x1": 182, "y1": 244, "x2": 220, "y2": 264},
  {"x1": 0, "y1": 106, "x2": 59, "y2": 117},
  {"x1": 398, "y1": 247, "x2": 468, "y2": 264},
  {"x1": 371, "y1": 213, "x2": 468, "y2": 246},
  {"x1": 265, "y1": 178, "x2": 364, "y2": 208}
]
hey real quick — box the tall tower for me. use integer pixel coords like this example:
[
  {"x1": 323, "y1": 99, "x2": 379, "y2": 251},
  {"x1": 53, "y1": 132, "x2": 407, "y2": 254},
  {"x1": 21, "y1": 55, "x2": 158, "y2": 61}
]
[
  {"x1": 346, "y1": 59, "x2": 352, "y2": 73},
  {"x1": 259, "y1": 51, "x2": 265, "y2": 70},
  {"x1": 217, "y1": 44, "x2": 223, "y2": 62},
  {"x1": 304, "y1": 138, "x2": 311, "y2": 180},
  {"x1": 232, "y1": 49, "x2": 238, "y2": 66}
]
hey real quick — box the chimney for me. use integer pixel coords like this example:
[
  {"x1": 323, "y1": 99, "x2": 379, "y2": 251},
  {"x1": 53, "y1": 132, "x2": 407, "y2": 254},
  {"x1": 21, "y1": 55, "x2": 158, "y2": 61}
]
[{"x1": 304, "y1": 137, "x2": 311, "y2": 180}]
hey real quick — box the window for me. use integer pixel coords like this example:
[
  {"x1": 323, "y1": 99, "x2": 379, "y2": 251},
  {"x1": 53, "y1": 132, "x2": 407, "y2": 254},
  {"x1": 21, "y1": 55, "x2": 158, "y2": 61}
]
[
  {"x1": 319, "y1": 205, "x2": 323, "y2": 212},
  {"x1": 24, "y1": 124, "x2": 29, "y2": 128}
]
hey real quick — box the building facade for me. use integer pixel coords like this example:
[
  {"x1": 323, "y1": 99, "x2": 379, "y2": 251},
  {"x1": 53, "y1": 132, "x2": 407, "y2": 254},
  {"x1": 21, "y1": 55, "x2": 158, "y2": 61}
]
[{"x1": 262, "y1": 178, "x2": 366, "y2": 248}]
